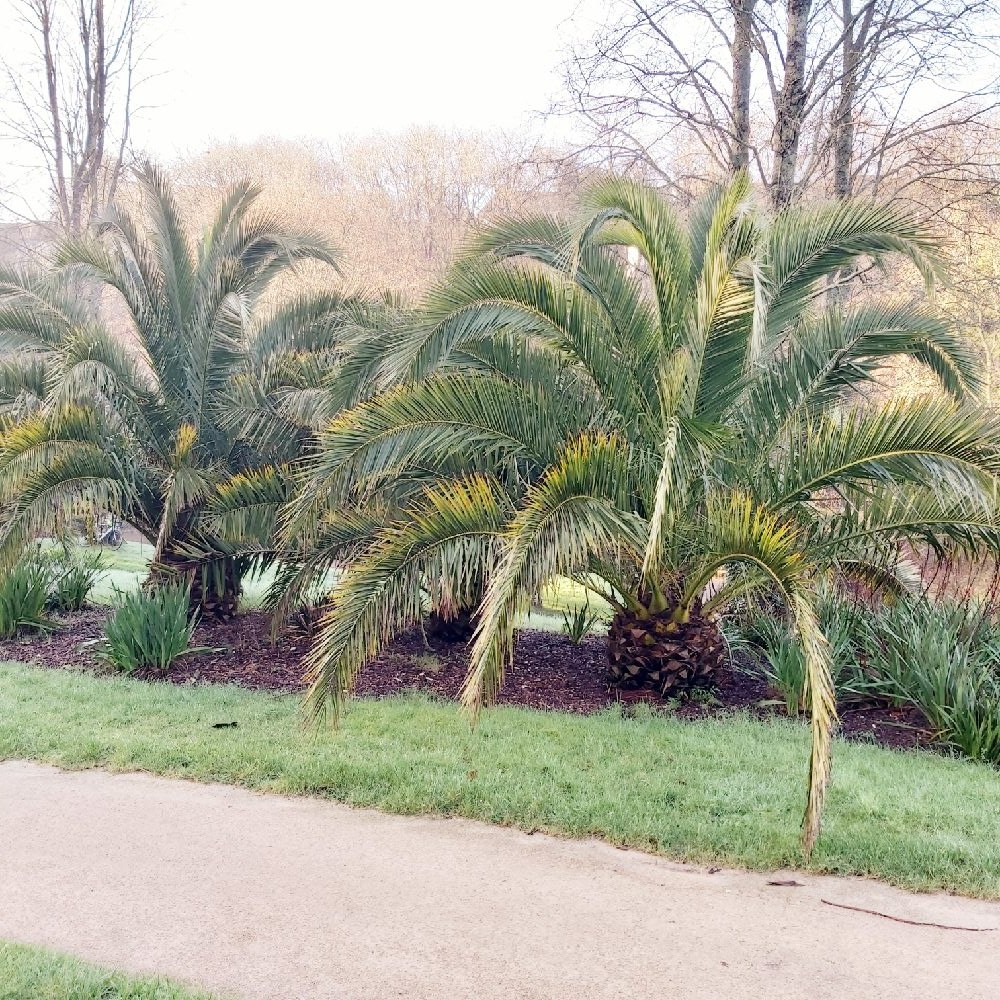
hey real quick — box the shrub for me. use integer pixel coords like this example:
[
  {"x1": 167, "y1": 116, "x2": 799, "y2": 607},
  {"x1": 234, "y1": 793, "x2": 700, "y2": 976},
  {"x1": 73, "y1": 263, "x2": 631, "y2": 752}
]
[
  {"x1": 100, "y1": 584, "x2": 198, "y2": 673},
  {"x1": 905, "y1": 652, "x2": 1000, "y2": 763},
  {"x1": 750, "y1": 615, "x2": 809, "y2": 715},
  {"x1": 0, "y1": 551, "x2": 54, "y2": 638},
  {"x1": 861, "y1": 599, "x2": 1000, "y2": 764},
  {"x1": 748, "y1": 593, "x2": 1000, "y2": 764},
  {"x1": 740, "y1": 590, "x2": 875, "y2": 713},
  {"x1": 44, "y1": 548, "x2": 101, "y2": 612},
  {"x1": 561, "y1": 603, "x2": 602, "y2": 645}
]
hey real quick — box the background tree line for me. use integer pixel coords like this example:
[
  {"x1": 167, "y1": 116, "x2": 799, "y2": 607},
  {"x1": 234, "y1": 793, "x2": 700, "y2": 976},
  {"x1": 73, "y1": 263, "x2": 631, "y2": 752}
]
[{"x1": 4, "y1": 0, "x2": 1000, "y2": 392}]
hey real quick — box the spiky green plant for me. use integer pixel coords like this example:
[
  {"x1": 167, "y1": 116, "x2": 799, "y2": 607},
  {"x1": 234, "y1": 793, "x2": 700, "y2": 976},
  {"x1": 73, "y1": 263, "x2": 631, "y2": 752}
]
[
  {"x1": 43, "y1": 545, "x2": 101, "y2": 611},
  {"x1": 0, "y1": 162, "x2": 345, "y2": 616},
  {"x1": 100, "y1": 583, "x2": 199, "y2": 673},
  {"x1": 292, "y1": 174, "x2": 1000, "y2": 852},
  {"x1": 861, "y1": 597, "x2": 1000, "y2": 763},
  {"x1": 0, "y1": 550, "x2": 55, "y2": 637},
  {"x1": 561, "y1": 601, "x2": 603, "y2": 645}
]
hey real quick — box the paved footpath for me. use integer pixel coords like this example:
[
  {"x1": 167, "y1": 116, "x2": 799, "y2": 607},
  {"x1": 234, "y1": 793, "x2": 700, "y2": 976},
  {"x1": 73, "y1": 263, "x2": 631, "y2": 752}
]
[{"x1": 1, "y1": 760, "x2": 998, "y2": 999}]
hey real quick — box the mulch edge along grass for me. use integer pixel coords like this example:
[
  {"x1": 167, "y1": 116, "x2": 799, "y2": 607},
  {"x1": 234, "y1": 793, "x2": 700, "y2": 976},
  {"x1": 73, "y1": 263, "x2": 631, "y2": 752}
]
[
  {"x1": 1, "y1": 660, "x2": 998, "y2": 900},
  {"x1": 0, "y1": 939, "x2": 223, "y2": 1000}
]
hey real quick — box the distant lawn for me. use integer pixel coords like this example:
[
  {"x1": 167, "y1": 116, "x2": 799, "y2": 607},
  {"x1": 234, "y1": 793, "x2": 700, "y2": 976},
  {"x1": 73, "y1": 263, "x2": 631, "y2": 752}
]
[
  {"x1": 1, "y1": 662, "x2": 998, "y2": 898},
  {"x1": 85, "y1": 542, "x2": 604, "y2": 630},
  {"x1": 0, "y1": 939, "x2": 221, "y2": 1000},
  {"x1": 86, "y1": 541, "x2": 280, "y2": 610}
]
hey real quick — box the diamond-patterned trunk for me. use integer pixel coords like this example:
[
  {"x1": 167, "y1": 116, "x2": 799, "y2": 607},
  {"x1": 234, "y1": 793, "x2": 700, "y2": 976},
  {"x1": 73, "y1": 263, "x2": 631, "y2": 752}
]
[
  {"x1": 425, "y1": 607, "x2": 476, "y2": 643},
  {"x1": 607, "y1": 604, "x2": 726, "y2": 695},
  {"x1": 148, "y1": 552, "x2": 241, "y2": 620}
]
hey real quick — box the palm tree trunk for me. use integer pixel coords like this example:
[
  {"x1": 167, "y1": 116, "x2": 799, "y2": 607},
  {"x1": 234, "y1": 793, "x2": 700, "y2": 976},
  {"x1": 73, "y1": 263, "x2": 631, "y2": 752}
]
[
  {"x1": 607, "y1": 594, "x2": 726, "y2": 695},
  {"x1": 425, "y1": 606, "x2": 476, "y2": 643},
  {"x1": 424, "y1": 578, "x2": 484, "y2": 643},
  {"x1": 147, "y1": 550, "x2": 242, "y2": 620}
]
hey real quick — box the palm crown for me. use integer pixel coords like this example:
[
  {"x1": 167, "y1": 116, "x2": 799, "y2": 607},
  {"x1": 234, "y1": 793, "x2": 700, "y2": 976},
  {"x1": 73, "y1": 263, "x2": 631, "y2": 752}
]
[
  {"x1": 0, "y1": 163, "x2": 342, "y2": 613},
  {"x1": 295, "y1": 174, "x2": 1000, "y2": 850}
]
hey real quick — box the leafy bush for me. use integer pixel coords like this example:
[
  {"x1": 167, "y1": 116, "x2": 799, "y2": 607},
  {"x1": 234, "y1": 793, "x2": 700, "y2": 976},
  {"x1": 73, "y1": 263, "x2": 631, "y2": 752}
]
[
  {"x1": 740, "y1": 590, "x2": 873, "y2": 713},
  {"x1": 744, "y1": 592, "x2": 1000, "y2": 764},
  {"x1": 905, "y1": 653, "x2": 1000, "y2": 763},
  {"x1": 561, "y1": 603, "x2": 602, "y2": 644},
  {"x1": 750, "y1": 615, "x2": 809, "y2": 715},
  {"x1": 100, "y1": 584, "x2": 199, "y2": 673},
  {"x1": 860, "y1": 599, "x2": 1000, "y2": 764},
  {"x1": 44, "y1": 548, "x2": 101, "y2": 612},
  {"x1": 0, "y1": 552, "x2": 55, "y2": 638}
]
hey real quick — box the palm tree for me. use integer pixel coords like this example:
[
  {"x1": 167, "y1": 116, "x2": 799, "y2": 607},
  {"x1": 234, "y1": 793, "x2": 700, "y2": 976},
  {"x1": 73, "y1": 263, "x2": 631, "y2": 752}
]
[
  {"x1": 292, "y1": 175, "x2": 1000, "y2": 850},
  {"x1": 0, "y1": 163, "x2": 343, "y2": 615},
  {"x1": 219, "y1": 290, "x2": 414, "y2": 467}
]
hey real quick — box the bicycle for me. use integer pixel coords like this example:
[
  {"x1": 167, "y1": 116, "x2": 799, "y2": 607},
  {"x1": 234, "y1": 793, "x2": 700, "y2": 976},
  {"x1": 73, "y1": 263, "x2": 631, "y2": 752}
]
[{"x1": 96, "y1": 515, "x2": 124, "y2": 548}]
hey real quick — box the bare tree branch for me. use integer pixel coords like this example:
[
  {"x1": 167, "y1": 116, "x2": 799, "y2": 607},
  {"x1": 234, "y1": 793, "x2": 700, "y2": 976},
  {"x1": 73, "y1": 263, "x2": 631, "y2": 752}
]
[
  {"x1": 1, "y1": 0, "x2": 151, "y2": 232},
  {"x1": 557, "y1": 0, "x2": 1000, "y2": 213}
]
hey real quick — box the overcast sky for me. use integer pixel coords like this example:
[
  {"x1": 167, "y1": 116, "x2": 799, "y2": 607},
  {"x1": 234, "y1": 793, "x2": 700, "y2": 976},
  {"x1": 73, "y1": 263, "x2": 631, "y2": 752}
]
[
  {"x1": 0, "y1": 0, "x2": 601, "y2": 217},
  {"x1": 4, "y1": 0, "x2": 994, "y2": 221},
  {"x1": 141, "y1": 0, "x2": 595, "y2": 154}
]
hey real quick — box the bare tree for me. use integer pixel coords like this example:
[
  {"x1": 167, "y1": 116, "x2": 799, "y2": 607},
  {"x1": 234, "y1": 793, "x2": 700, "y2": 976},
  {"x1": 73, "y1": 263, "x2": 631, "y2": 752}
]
[
  {"x1": 560, "y1": 0, "x2": 1000, "y2": 210},
  {"x1": 560, "y1": 0, "x2": 760, "y2": 195},
  {"x1": 771, "y1": 0, "x2": 813, "y2": 206},
  {"x1": 1, "y1": 0, "x2": 150, "y2": 232}
]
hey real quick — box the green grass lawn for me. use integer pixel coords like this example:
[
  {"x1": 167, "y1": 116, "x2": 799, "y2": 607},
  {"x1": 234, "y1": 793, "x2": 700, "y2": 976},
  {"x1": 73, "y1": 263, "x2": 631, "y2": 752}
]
[
  {"x1": 87, "y1": 541, "x2": 275, "y2": 609},
  {"x1": 85, "y1": 543, "x2": 605, "y2": 630},
  {"x1": 0, "y1": 940, "x2": 221, "y2": 1000},
  {"x1": 1, "y1": 662, "x2": 998, "y2": 898}
]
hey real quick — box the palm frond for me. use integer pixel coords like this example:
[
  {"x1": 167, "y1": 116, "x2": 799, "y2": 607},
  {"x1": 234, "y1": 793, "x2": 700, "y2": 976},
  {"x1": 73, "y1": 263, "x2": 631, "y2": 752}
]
[
  {"x1": 573, "y1": 175, "x2": 693, "y2": 348},
  {"x1": 204, "y1": 464, "x2": 295, "y2": 546},
  {"x1": 0, "y1": 446, "x2": 129, "y2": 572},
  {"x1": 303, "y1": 476, "x2": 511, "y2": 724},
  {"x1": 763, "y1": 200, "x2": 945, "y2": 339},
  {"x1": 304, "y1": 373, "x2": 599, "y2": 503},
  {"x1": 807, "y1": 485, "x2": 1000, "y2": 558},
  {"x1": 247, "y1": 292, "x2": 358, "y2": 364},
  {"x1": 743, "y1": 303, "x2": 983, "y2": 448},
  {"x1": 466, "y1": 215, "x2": 661, "y2": 412},
  {"x1": 266, "y1": 501, "x2": 392, "y2": 621},
  {"x1": 464, "y1": 433, "x2": 646, "y2": 716},
  {"x1": 135, "y1": 160, "x2": 197, "y2": 337},
  {"x1": 683, "y1": 491, "x2": 806, "y2": 604},
  {"x1": 0, "y1": 266, "x2": 94, "y2": 350},
  {"x1": 790, "y1": 591, "x2": 838, "y2": 856},
  {"x1": 768, "y1": 399, "x2": 1000, "y2": 507}
]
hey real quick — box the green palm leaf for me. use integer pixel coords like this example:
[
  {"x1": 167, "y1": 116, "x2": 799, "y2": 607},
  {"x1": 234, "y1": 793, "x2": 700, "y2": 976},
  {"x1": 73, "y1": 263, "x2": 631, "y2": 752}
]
[
  {"x1": 303, "y1": 476, "x2": 512, "y2": 724},
  {"x1": 465, "y1": 433, "x2": 645, "y2": 715}
]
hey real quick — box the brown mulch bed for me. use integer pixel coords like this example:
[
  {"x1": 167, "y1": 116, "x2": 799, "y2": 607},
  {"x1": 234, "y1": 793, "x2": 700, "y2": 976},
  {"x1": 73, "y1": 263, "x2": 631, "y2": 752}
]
[{"x1": 0, "y1": 607, "x2": 933, "y2": 751}]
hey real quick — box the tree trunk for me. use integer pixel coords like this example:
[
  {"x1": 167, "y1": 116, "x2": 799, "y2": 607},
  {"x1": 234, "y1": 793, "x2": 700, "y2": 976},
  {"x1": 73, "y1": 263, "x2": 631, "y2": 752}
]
[
  {"x1": 832, "y1": 0, "x2": 875, "y2": 200},
  {"x1": 148, "y1": 551, "x2": 242, "y2": 620},
  {"x1": 730, "y1": 0, "x2": 757, "y2": 173},
  {"x1": 607, "y1": 597, "x2": 726, "y2": 696},
  {"x1": 771, "y1": 0, "x2": 813, "y2": 208},
  {"x1": 424, "y1": 607, "x2": 477, "y2": 643}
]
